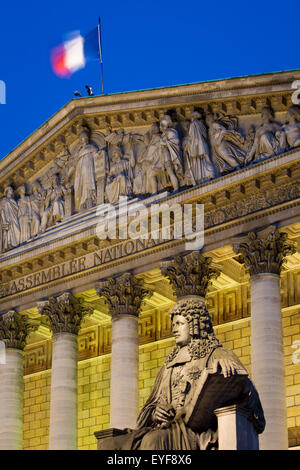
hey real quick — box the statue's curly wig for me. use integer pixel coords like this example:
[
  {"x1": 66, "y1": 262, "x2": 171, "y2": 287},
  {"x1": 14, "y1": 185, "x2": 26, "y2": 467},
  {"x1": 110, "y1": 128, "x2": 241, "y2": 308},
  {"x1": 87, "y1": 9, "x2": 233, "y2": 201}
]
[
  {"x1": 169, "y1": 298, "x2": 214, "y2": 340},
  {"x1": 167, "y1": 298, "x2": 221, "y2": 362}
]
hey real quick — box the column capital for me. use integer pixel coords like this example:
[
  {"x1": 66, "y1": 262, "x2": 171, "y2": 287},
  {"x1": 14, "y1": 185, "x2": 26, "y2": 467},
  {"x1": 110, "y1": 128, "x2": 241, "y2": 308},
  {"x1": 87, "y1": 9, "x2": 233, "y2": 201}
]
[
  {"x1": 96, "y1": 272, "x2": 152, "y2": 318},
  {"x1": 0, "y1": 310, "x2": 39, "y2": 350},
  {"x1": 37, "y1": 292, "x2": 93, "y2": 336},
  {"x1": 160, "y1": 251, "x2": 221, "y2": 299},
  {"x1": 233, "y1": 226, "x2": 295, "y2": 277}
]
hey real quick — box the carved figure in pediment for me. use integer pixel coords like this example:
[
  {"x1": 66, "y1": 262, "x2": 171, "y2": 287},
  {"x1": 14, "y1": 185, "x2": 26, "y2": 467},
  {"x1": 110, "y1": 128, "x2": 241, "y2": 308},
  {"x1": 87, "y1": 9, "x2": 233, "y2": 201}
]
[
  {"x1": 276, "y1": 105, "x2": 300, "y2": 151},
  {"x1": 105, "y1": 145, "x2": 135, "y2": 204},
  {"x1": 40, "y1": 174, "x2": 66, "y2": 231},
  {"x1": 90, "y1": 131, "x2": 109, "y2": 205},
  {"x1": 159, "y1": 115, "x2": 184, "y2": 191},
  {"x1": 29, "y1": 180, "x2": 46, "y2": 236},
  {"x1": 16, "y1": 185, "x2": 32, "y2": 243},
  {"x1": 135, "y1": 123, "x2": 168, "y2": 195},
  {"x1": 73, "y1": 125, "x2": 98, "y2": 211},
  {"x1": 120, "y1": 131, "x2": 145, "y2": 196},
  {"x1": 182, "y1": 111, "x2": 215, "y2": 186},
  {"x1": 53, "y1": 143, "x2": 74, "y2": 187},
  {"x1": 246, "y1": 107, "x2": 281, "y2": 163},
  {"x1": 104, "y1": 128, "x2": 125, "y2": 148},
  {"x1": 0, "y1": 186, "x2": 20, "y2": 251},
  {"x1": 206, "y1": 113, "x2": 246, "y2": 175}
]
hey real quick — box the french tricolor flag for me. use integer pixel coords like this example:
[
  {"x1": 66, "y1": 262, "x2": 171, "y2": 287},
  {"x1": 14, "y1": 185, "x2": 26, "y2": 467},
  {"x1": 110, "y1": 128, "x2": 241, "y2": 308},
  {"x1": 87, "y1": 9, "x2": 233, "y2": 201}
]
[{"x1": 51, "y1": 28, "x2": 100, "y2": 78}]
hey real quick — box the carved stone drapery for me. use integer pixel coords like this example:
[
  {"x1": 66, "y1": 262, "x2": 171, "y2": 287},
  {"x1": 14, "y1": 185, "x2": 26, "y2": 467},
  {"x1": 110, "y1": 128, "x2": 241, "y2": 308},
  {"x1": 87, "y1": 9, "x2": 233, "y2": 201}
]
[
  {"x1": 0, "y1": 310, "x2": 39, "y2": 350},
  {"x1": 232, "y1": 226, "x2": 295, "y2": 276},
  {"x1": 37, "y1": 292, "x2": 93, "y2": 336},
  {"x1": 160, "y1": 251, "x2": 221, "y2": 299},
  {"x1": 96, "y1": 272, "x2": 152, "y2": 317}
]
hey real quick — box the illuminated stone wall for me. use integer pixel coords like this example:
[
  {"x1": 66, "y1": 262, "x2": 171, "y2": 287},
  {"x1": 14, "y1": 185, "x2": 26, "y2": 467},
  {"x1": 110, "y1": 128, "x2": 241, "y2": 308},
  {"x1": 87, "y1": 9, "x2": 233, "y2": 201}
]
[
  {"x1": 22, "y1": 306, "x2": 300, "y2": 450},
  {"x1": 23, "y1": 371, "x2": 51, "y2": 450}
]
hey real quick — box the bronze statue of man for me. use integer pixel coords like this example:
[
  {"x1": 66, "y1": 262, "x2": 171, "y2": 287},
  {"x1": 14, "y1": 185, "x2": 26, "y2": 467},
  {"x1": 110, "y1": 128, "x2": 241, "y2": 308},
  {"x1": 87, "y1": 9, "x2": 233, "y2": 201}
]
[{"x1": 101, "y1": 297, "x2": 265, "y2": 450}]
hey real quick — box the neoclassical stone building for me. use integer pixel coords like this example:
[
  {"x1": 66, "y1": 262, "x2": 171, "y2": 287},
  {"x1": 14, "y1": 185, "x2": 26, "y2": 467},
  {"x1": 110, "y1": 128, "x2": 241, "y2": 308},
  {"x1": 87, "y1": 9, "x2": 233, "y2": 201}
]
[{"x1": 0, "y1": 69, "x2": 300, "y2": 450}]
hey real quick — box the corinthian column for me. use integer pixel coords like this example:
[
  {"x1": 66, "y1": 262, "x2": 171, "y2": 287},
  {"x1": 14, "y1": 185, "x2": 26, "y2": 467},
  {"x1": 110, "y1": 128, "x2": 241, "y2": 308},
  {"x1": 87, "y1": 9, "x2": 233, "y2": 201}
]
[
  {"x1": 233, "y1": 226, "x2": 295, "y2": 450},
  {"x1": 97, "y1": 273, "x2": 152, "y2": 430},
  {"x1": 0, "y1": 311, "x2": 38, "y2": 450},
  {"x1": 38, "y1": 293, "x2": 92, "y2": 450}
]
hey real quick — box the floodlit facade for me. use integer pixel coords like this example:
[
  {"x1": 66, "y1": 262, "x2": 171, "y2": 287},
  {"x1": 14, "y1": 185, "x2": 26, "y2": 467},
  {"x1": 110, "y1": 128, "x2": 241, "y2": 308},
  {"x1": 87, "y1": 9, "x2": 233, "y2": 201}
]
[{"x1": 0, "y1": 70, "x2": 300, "y2": 450}]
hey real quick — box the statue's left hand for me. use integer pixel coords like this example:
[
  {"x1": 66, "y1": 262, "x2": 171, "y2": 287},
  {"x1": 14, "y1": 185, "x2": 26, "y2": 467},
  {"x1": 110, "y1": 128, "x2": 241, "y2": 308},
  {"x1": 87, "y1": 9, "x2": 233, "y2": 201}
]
[{"x1": 213, "y1": 358, "x2": 238, "y2": 378}]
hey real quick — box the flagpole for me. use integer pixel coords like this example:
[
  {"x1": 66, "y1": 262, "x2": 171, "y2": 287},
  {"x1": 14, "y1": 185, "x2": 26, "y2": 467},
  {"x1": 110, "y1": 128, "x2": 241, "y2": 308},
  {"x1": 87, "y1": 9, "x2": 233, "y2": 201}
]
[{"x1": 97, "y1": 17, "x2": 104, "y2": 95}]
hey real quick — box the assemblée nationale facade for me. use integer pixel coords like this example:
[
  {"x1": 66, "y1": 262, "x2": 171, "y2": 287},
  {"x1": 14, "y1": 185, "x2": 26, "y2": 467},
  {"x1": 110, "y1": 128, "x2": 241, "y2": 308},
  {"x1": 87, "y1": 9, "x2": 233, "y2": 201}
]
[{"x1": 0, "y1": 70, "x2": 300, "y2": 450}]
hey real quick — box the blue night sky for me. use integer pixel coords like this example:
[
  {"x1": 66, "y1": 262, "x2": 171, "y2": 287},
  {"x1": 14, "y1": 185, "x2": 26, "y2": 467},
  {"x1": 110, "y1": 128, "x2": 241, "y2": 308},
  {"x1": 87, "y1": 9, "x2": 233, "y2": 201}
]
[{"x1": 0, "y1": 0, "x2": 299, "y2": 161}]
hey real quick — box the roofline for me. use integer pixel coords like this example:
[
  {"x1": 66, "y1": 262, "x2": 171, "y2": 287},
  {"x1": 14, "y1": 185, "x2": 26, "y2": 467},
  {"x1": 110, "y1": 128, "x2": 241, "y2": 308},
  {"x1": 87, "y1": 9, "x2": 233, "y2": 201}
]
[{"x1": 1, "y1": 67, "x2": 300, "y2": 174}]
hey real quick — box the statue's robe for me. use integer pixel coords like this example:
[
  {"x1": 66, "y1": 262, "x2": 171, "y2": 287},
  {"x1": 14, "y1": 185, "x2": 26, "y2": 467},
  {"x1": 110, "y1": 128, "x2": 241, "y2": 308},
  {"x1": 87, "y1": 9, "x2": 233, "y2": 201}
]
[
  {"x1": 17, "y1": 196, "x2": 32, "y2": 243},
  {"x1": 186, "y1": 119, "x2": 215, "y2": 183},
  {"x1": 209, "y1": 121, "x2": 246, "y2": 173},
  {"x1": 0, "y1": 195, "x2": 20, "y2": 249},
  {"x1": 105, "y1": 158, "x2": 132, "y2": 204},
  {"x1": 161, "y1": 128, "x2": 184, "y2": 181},
  {"x1": 74, "y1": 144, "x2": 97, "y2": 211},
  {"x1": 100, "y1": 345, "x2": 265, "y2": 450},
  {"x1": 255, "y1": 123, "x2": 281, "y2": 158}
]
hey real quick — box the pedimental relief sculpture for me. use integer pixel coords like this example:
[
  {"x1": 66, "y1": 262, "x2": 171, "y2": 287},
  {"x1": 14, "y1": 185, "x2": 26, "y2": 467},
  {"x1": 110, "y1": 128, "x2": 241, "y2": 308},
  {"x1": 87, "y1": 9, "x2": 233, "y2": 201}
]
[{"x1": 1, "y1": 104, "x2": 300, "y2": 254}]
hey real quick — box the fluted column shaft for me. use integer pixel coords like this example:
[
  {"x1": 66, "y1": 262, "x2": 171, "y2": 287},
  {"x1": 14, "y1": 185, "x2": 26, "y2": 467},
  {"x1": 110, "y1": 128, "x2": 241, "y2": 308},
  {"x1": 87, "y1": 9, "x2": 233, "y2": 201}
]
[
  {"x1": 234, "y1": 227, "x2": 295, "y2": 450},
  {"x1": 0, "y1": 310, "x2": 38, "y2": 450},
  {"x1": 38, "y1": 293, "x2": 92, "y2": 450},
  {"x1": 110, "y1": 314, "x2": 139, "y2": 429},
  {"x1": 49, "y1": 334, "x2": 78, "y2": 449},
  {"x1": 97, "y1": 272, "x2": 152, "y2": 430},
  {"x1": 250, "y1": 273, "x2": 288, "y2": 449},
  {"x1": 0, "y1": 349, "x2": 24, "y2": 449}
]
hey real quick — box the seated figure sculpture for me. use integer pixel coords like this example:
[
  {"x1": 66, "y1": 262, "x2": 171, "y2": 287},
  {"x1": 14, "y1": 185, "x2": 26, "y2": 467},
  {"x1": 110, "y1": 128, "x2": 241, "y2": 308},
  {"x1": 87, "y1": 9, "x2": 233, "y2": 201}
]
[
  {"x1": 246, "y1": 107, "x2": 281, "y2": 162},
  {"x1": 277, "y1": 105, "x2": 300, "y2": 151},
  {"x1": 100, "y1": 297, "x2": 265, "y2": 450}
]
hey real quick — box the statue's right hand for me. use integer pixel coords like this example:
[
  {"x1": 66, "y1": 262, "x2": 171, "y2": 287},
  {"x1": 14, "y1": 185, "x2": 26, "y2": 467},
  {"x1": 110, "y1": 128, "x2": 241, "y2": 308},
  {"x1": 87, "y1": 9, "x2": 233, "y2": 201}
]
[{"x1": 153, "y1": 405, "x2": 175, "y2": 425}]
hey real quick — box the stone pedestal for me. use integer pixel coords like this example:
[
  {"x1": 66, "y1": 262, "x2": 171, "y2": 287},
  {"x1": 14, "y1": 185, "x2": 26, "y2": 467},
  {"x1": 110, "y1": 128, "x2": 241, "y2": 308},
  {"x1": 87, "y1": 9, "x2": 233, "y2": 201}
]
[
  {"x1": 0, "y1": 349, "x2": 24, "y2": 450},
  {"x1": 49, "y1": 333, "x2": 78, "y2": 450},
  {"x1": 94, "y1": 428, "x2": 128, "y2": 450},
  {"x1": 215, "y1": 405, "x2": 259, "y2": 450}
]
